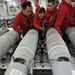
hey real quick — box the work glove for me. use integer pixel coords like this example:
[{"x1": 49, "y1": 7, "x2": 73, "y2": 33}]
[{"x1": 42, "y1": 21, "x2": 49, "y2": 28}]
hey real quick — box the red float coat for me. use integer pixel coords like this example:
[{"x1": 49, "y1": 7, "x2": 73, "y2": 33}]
[
  {"x1": 12, "y1": 11, "x2": 33, "y2": 34},
  {"x1": 54, "y1": 0, "x2": 72, "y2": 36}
]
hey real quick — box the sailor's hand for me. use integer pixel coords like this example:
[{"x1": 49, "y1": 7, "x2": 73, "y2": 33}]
[{"x1": 42, "y1": 21, "x2": 49, "y2": 28}]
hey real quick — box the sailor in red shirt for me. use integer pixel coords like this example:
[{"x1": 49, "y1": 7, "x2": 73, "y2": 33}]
[
  {"x1": 54, "y1": 0, "x2": 72, "y2": 36},
  {"x1": 12, "y1": 1, "x2": 33, "y2": 36},
  {"x1": 33, "y1": 7, "x2": 46, "y2": 38},
  {"x1": 33, "y1": 7, "x2": 46, "y2": 30},
  {"x1": 34, "y1": 0, "x2": 40, "y2": 14},
  {"x1": 20, "y1": 0, "x2": 35, "y2": 24},
  {"x1": 42, "y1": 0, "x2": 58, "y2": 36}
]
